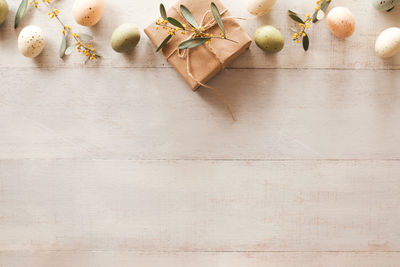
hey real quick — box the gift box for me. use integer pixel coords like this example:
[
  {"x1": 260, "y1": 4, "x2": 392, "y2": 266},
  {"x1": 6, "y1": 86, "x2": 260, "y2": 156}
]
[{"x1": 144, "y1": 0, "x2": 252, "y2": 91}]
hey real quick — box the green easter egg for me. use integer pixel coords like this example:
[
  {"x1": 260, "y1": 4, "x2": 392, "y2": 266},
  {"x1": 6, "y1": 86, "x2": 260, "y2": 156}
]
[
  {"x1": 372, "y1": 0, "x2": 399, "y2": 11},
  {"x1": 111, "y1": 23, "x2": 140, "y2": 53},
  {"x1": 0, "y1": 0, "x2": 8, "y2": 25},
  {"x1": 254, "y1": 25, "x2": 284, "y2": 53}
]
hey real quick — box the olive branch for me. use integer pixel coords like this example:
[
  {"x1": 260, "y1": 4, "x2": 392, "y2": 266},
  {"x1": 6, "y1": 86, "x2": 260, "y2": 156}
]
[
  {"x1": 15, "y1": 0, "x2": 100, "y2": 62},
  {"x1": 288, "y1": 0, "x2": 332, "y2": 51}
]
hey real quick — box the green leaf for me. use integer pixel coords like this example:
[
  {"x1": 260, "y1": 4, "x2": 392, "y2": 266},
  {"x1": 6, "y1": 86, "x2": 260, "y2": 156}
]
[
  {"x1": 167, "y1": 17, "x2": 185, "y2": 30},
  {"x1": 178, "y1": 37, "x2": 210, "y2": 49},
  {"x1": 316, "y1": 9, "x2": 325, "y2": 20},
  {"x1": 59, "y1": 34, "x2": 67, "y2": 58},
  {"x1": 288, "y1": 10, "x2": 299, "y2": 16},
  {"x1": 289, "y1": 12, "x2": 304, "y2": 24},
  {"x1": 156, "y1": 34, "x2": 172, "y2": 52},
  {"x1": 180, "y1": 5, "x2": 198, "y2": 29},
  {"x1": 312, "y1": 0, "x2": 331, "y2": 22},
  {"x1": 210, "y1": 2, "x2": 225, "y2": 35},
  {"x1": 77, "y1": 33, "x2": 94, "y2": 41},
  {"x1": 14, "y1": 0, "x2": 28, "y2": 29},
  {"x1": 65, "y1": 44, "x2": 77, "y2": 56},
  {"x1": 160, "y1": 3, "x2": 167, "y2": 20},
  {"x1": 302, "y1": 34, "x2": 309, "y2": 51}
]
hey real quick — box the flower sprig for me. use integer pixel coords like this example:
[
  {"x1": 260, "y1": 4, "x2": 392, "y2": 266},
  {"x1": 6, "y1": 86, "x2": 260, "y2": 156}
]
[
  {"x1": 15, "y1": 0, "x2": 100, "y2": 62},
  {"x1": 155, "y1": 2, "x2": 237, "y2": 52},
  {"x1": 288, "y1": 0, "x2": 332, "y2": 51}
]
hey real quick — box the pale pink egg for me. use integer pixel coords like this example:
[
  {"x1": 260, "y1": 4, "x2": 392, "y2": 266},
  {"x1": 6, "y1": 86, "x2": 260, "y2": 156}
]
[
  {"x1": 326, "y1": 7, "x2": 355, "y2": 39},
  {"x1": 72, "y1": 0, "x2": 104, "y2": 27}
]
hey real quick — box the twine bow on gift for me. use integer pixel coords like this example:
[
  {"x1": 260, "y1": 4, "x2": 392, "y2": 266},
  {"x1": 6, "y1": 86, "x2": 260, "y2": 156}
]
[{"x1": 165, "y1": 7, "x2": 238, "y2": 121}]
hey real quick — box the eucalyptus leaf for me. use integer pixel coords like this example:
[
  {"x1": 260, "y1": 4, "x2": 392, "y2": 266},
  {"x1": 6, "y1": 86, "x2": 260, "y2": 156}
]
[
  {"x1": 302, "y1": 34, "x2": 309, "y2": 51},
  {"x1": 180, "y1": 5, "x2": 198, "y2": 29},
  {"x1": 288, "y1": 10, "x2": 299, "y2": 16},
  {"x1": 156, "y1": 34, "x2": 172, "y2": 52},
  {"x1": 78, "y1": 33, "x2": 94, "y2": 41},
  {"x1": 210, "y1": 2, "x2": 225, "y2": 35},
  {"x1": 14, "y1": 0, "x2": 28, "y2": 29},
  {"x1": 290, "y1": 27, "x2": 298, "y2": 33},
  {"x1": 289, "y1": 13, "x2": 304, "y2": 24},
  {"x1": 312, "y1": 0, "x2": 331, "y2": 22},
  {"x1": 65, "y1": 44, "x2": 77, "y2": 56},
  {"x1": 178, "y1": 37, "x2": 210, "y2": 49},
  {"x1": 160, "y1": 3, "x2": 167, "y2": 20},
  {"x1": 316, "y1": 9, "x2": 325, "y2": 20},
  {"x1": 59, "y1": 34, "x2": 67, "y2": 58},
  {"x1": 167, "y1": 17, "x2": 185, "y2": 30}
]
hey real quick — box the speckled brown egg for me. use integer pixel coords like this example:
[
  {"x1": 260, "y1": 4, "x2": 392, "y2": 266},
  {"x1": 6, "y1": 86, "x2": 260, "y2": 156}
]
[
  {"x1": 72, "y1": 0, "x2": 104, "y2": 27},
  {"x1": 326, "y1": 7, "x2": 355, "y2": 39}
]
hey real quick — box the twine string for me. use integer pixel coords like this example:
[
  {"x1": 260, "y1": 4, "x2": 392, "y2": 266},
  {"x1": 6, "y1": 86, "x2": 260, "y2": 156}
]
[{"x1": 165, "y1": 7, "x2": 237, "y2": 121}]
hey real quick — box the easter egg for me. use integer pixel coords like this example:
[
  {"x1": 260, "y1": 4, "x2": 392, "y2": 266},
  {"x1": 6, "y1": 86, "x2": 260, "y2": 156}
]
[
  {"x1": 372, "y1": 0, "x2": 400, "y2": 11},
  {"x1": 72, "y1": 0, "x2": 104, "y2": 26},
  {"x1": 254, "y1": 25, "x2": 284, "y2": 53},
  {"x1": 375, "y1": 27, "x2": 400, "y2": 58},
  {"x1": 0, "y1": 0, "x2": 8, "y2": 25},
  {"x1": 111, "y1": 23, "x2": 140, "y2": 53},
  {"x1": 18, "y1": 25, "x2": 46, "y2": 58},
  {"x1": 326, "y1": 7, "x2": 355, "y2": 39},
  {"x1": 247, "y1": 0, "x2": 277, "y2": 16}
]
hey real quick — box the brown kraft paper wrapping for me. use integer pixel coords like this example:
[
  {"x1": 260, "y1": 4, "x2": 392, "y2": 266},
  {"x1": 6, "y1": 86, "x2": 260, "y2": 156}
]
[{"x1": 144, "y1": 0, "x2": 252, "y2": 91}]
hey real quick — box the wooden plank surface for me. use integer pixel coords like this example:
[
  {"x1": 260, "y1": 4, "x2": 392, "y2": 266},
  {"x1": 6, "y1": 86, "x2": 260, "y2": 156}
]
[
  {"x1": 1, "y1": 160, "x2": 399, "y2": 251},
  {"x1": 1, "y1": 0, "x2": 399, "y2": 265},
  {"x1": 1, "y1": 68, "x2": 399, "y2": 159},
  {"x1": 1, "y1": 252, "x2": 400, "y2": 267}
]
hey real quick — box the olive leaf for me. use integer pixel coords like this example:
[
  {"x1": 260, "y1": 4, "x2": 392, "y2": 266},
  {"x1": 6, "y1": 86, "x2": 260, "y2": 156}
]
[
  {"x1": 178, "y1": 37, "x2": 210, "y2": 49},
  {"x1": 14, "y1": 0, "x2": 28, "y2": 29},
  {"x1": 210, "y1": 2, "x2": 225, "y2": 35},
  {"x1": 65, "y1": 44, "x2": 76, "y2": 56},
  {"x1": 316, "y1": 9, "x2": 325, "y2": 20},
  {"x1": 59, "y1": 34, "x2": 67, "y2": 58},
  {"x1": 288, "y1": 11, "x2": 304, "y2": 24},
  {"x1": 312, "y1": 0, "x2": 331, "y2": 22},
  {"x1": 160, "y1": 3, "x2": 167, "y2": 20},
  {"x1": 78, "y1": 33, "x2": 94, "y2": 41},
  {"x1": 302, "y1": 34, "x2": 309, "y2": 51},
  {"x1": 180, "y1": 5, "x2": 199, "y2": 29},
  {"x1": 156, "y1": 34, "x2": 172, "y2": 52},
  {"x1": 167, "y1": 17, "x2": 185, "y2": 30}
]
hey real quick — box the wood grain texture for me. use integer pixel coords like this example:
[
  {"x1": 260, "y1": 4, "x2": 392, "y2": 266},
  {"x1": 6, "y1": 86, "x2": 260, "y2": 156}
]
[
  {"x1": 0, "y1": 0, "x2": 399, "y2": 69},
  {"x1": 1, "y1": 68, "x2": 399, "y2": 159},
  {"x1": 1, "y1": 160, "x2": 399, "y2": 252},
  {"x1": 1, "y1": 0, "x2": 399, "y2": 265},
  {"x1": 1, "y1": 252, "x2": 400, "y2": 267}
]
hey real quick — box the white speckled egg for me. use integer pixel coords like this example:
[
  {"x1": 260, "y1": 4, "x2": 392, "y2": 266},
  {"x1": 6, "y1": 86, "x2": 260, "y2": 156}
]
[
  {"x1": 72, "y1": 0, "x2": 104, "y2": 27},
  {"x1": 326, "y1": 7, "x2": 355, "y2": 39},
  {"x1": 247, "y1": 0, "x2": 277, "y2": 16},
  {"x1": 375, "y1": 27, "x2": 400, "y2": 58},
  {"x1": 372, "y1": 0, "x2": 400, "y2": 11},
  {"x1": 18, "y1": 25, "x2": 46, "y2": 58}
]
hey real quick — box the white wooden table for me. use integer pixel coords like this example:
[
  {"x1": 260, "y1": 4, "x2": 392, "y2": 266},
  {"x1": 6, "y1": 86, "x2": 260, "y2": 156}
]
[{"x1": 1, "y1": 0, "x2": 399, "y2": 266}]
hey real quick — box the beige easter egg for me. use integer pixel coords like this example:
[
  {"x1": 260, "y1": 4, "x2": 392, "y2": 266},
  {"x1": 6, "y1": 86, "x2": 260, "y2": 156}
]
[
  {"x1": 247, "y1": 0, "x2": 277, "y2": 16},
  {"x1": 18, "y1": 25, "x2": 46, "y2": 58},
  {"x1": 72, "y1": 0, "x2": 104, "y2": 26},
  {"x1": 326, "y1": 7, "x2": 355, "y2": 39},
  {"x1": 375, "y1": 27, "x2": 400, "y2": 58}
]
